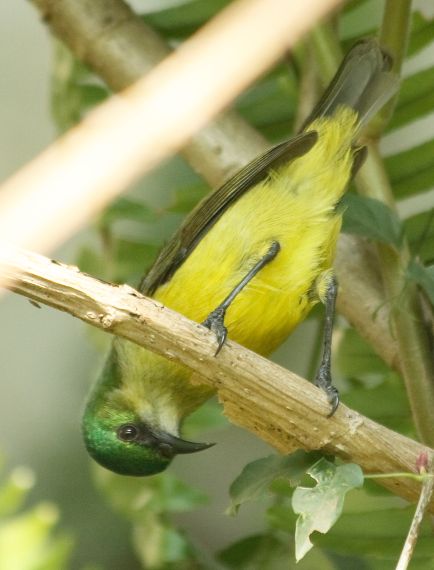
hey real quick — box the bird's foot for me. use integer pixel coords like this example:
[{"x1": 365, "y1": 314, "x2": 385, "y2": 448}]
[
  {"x1": 314, "y1": 367, "x2": 339, "y2": 417},
  {"x1": 202, "y1": 307, "x2": 228, "y2": 356}
]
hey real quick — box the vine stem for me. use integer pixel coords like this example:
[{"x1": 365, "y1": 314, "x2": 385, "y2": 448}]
[
  {"x1": 311, "y1": 12, "x2": 434, "y2": 446},
  {"x1": 366, "y1": 473, "x2": 432, "y2": 482},
  {"x1": 396, "y1": 456, "x2": 434, "y2": 570},
  {"x1": 375, "y1": 0, "x2": 413, "y2": 134}
]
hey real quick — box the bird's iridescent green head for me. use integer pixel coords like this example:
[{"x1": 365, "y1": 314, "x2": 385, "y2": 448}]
[
  {"x1": 82, "y1": 345, "x2": 214, "y2": 476},
  {"x1": 82, "y1": 410, "x2": 213, "y2": 476},
  {"x1": 82, "y1": 412, "x2": 172, "y2": 476}
]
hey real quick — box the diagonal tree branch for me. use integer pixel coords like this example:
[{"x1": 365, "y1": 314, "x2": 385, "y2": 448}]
[
  {"x1": 0, "y1": 246, "x2": 431, "y2": 511},
  {"x1": 30, "y1": 0, "x2": 402, "y2": 378}
]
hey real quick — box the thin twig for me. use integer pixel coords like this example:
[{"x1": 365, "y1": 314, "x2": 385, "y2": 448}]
[{"x1": 396, "y1": 456, "x2": 434, "y2": 570}]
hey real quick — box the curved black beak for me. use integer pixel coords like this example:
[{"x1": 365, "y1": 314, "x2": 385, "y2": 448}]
[{"x1": 156, "y1": 431, "x2": 215, "y2": 457}]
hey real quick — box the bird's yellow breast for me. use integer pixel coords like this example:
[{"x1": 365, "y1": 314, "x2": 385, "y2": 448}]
[{"x1": 155, "y1": 109, "x2": 357, "y2": 355}]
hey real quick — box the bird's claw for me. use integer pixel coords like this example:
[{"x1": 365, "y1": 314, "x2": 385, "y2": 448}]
[
  {"x1": 314, "y1": 368, "x2": 340, "y2": 417},
  {"x1": 325, "y1": 386, "x2": 339, "y2": 418},
  {"x1": 202, "y1": 308, "x2": 228, "y2": 356}
]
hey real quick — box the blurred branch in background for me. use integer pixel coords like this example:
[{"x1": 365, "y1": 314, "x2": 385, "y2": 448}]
[
  {"x1": 0, "y1": 0, "x2": 342, "y2": 254},
  {"x1": 1, "y1": 245, "x2": 432, "y2": 511}
]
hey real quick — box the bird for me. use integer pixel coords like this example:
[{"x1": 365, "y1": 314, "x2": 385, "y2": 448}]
[{"x1": 82, "y1": 39, "x2": 398, "y2": 476}]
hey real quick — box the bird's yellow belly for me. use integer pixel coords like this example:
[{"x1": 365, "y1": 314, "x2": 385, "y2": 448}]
[{"x1": 154, "y1": 167, "x2": 345, "y2": 355}]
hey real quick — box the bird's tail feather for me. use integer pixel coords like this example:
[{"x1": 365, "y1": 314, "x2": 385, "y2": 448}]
[{"x1": 302, "y1": 38, "x2": 399, "y2": 132}]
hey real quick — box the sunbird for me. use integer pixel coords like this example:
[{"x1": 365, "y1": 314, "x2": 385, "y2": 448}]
[{"x1": 83, "y1": 39, "x2": 398, "y2": 476}]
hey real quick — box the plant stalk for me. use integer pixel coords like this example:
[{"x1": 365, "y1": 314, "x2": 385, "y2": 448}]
[
  {"x1": 311, "y1": 18, "x2": 434, "y2": 445},
  {"x1": 374, "y1": 0, "x2": 413, "y2": 135}
]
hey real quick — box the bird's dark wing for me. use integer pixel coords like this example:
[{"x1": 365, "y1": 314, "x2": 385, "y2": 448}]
[{"x1": 140, "y1": 130, "x2": 318, "y2": 295}]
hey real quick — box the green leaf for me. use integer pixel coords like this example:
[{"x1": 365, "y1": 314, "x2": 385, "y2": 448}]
[
  {"x1": 389, "y1": 67, "x2": 434, "y2": 131},
  {"x1": 342, "y1": 193, "x2": 403, "y2": 248},
  {"x1": 315, "y1": 505, "x2": 434, "y2": 560},
  {"x1": 167, "y1": 183, "x2": 208, "y2": 214},
  {"x1": 404, "y1": 209, "x2": 434, "y2": 264},
  {"x1": 335, "y1": 327, "x2": 389, "y2": 380},
  {"x1": 76, "y1": 245, "x2": 107, "y2": 282},
  {"x1": 77, "y1": 234, "x2": 161, "y2": 288},
  {"x1": 227, "y1": 451, "x2": 320, "y2": 516},
  {"x1": 321, "y1": 507, "x2": 425, "y2": 540},
  {"x1": 320, "y1": 534, "x2": 434, "y2": 563},
  {"x1": 292, "y1": 459, "x2": 363, "y2": 561},
  {"x1": 0, "y1": 467, "x2": 35, "y2": 517},
  {"x1": 344, "y1": 377, "x2": 413, "y2": 433},
  {"x1": 218, "y1": 534, "x2": 289, "y2": 570},
  {"x1": 94, "y1": 468, "x2": 208, "y2": 522},
  {"x1": 94, "y1": 468, "x2": 206, "y2": 569},
  {"x1": 267, "y1": 504, "x2": 298, "y2": 533},
  {"x1": 100, "y1": 197, "x2": 155, "y2": 225},
  {"x1": 235, "y1": 66, "x2": 298, "y2": 141},
  {"x1": 407, "y1": 260, "x2": 434, "y2": 305},
  {"x1": 343, "y1": 484, "x2": 405, "y2": 511},
  {"x1": 78, "y1": 84, "x2": 108, "y2": 108},
  {"x1": 386, "y1": 138, "x2": 434, "y2": 199},
  {"x1": 51, "y1": 41, "x2": 109, "y2": 132},
  {"x1": 0, "y1": 504, "x2": 72, "y2": 570},
  {"x1": 112, "y1": 239, "x2": 160, "y2": 284},
  {"x1": 407, "y1": 10, "x2": 434, "y2": 56},
  {"x1": 0, "y1": 461, "x2": 73, "y2": 570},
  {"x1": 132, "y1": 516, "x2": 194, "y2": 570},
  {"x1": 341, "y1": 5, "x2": 434, "y2": 58},
  {"x1": 34, "y1": 534, "x2": 74, "y2": 570},
  {"x1": 335, "y1": 328, "x2": 414, "y2": 431},
  {"x1": 339, "y1": 0, "x2": 384, "y2": 41},
  {"x1": 143, "y1": 0, "x2": 231, "y2": 40}
]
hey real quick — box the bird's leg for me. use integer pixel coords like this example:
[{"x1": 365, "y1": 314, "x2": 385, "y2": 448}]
[
  {"x1": 203, "y1": 240, "x2": 281, "y2": 355},
  {"x1": 314, "y1": 273, "x2": 340, "y2": 417}
]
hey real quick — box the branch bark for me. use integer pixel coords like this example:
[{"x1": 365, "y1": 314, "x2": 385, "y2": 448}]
[{"x1": 0, "y1": 246, "x2": 431, "y2": 511}]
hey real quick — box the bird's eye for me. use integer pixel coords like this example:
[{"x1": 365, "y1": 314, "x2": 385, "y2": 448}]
[{"x1": 117, "y1": 424, "x2": 139, "y2": 442}]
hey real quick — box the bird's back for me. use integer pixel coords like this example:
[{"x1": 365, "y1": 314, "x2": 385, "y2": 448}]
[{"x1": 153, "y1": 108, "x2": 358, "y2": 355}]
